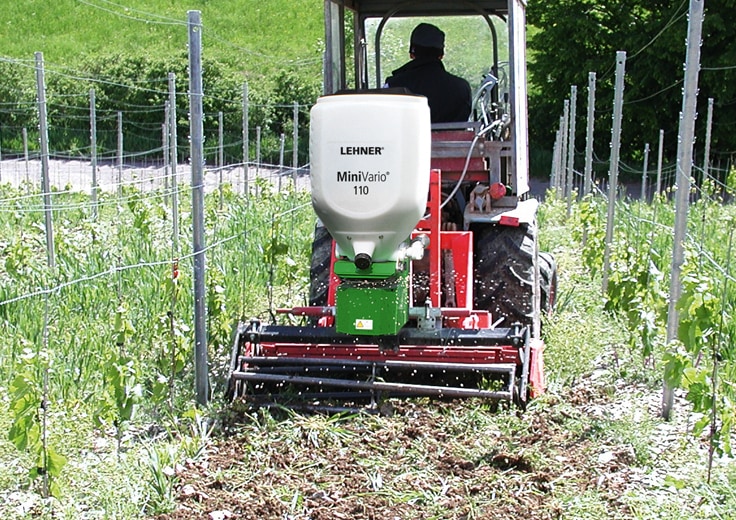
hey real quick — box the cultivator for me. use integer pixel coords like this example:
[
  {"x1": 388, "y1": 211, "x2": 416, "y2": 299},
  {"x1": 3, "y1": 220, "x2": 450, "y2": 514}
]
[
  {"x1": 228, "y1": 164, "x2": 547, "y2": 409},
  {"x1": 227, "y1": 0, "x2": 554, "y2": 410},
  {"x1": 229, "y1": 319, "x2": 536, "y2": 403}
]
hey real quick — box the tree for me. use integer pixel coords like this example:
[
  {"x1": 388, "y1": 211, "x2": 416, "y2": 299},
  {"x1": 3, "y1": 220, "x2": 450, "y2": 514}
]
[
  {"x1": 0, "y1": 60, "x2": 36, "y2": 154},
  {"x1": 527, "y1": 0, "x2": 736, "y2": 182}
]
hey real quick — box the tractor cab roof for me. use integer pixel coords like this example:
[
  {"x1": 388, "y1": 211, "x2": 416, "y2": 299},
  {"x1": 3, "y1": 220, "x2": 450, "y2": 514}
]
[{"x1": 329, "y1": 0, "x2": 512, "y2": 18}]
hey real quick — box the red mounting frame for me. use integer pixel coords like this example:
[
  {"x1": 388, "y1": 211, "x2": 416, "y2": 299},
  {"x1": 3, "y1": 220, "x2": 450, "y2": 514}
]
[
  {"x1": 265, "y1": 169, "x2": 528, "y2": 369},
  {"x1": 234, "y1": 132, "x2": 547, "y2": 400}
]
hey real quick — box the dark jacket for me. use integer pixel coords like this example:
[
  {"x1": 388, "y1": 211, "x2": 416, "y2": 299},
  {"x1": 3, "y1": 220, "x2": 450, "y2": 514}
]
[{"x1": 385, "y1": 58, "x2": 472, "y2": 124}]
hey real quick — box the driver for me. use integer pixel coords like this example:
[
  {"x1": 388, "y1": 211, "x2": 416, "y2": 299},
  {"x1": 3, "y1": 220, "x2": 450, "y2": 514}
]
[{"x1": 384, "y1": 23, "x2": 472, "y2": 124}]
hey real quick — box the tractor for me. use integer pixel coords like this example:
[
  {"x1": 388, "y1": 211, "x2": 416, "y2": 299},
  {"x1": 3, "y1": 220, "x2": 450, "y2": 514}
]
[{"x1": 227, "y1": 0, "x2": 556, "y2": 409}]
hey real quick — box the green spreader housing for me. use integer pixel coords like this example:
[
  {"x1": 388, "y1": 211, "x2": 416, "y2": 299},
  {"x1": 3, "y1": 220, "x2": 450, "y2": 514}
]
[{"x1": 333, "y1": 259, "x2": 409, "y2": 336}]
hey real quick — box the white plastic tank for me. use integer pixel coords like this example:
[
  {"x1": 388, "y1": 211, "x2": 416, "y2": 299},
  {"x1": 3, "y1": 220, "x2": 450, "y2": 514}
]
[{"x1": 310, "y1": 92, "x2": 431, "y2": 268}]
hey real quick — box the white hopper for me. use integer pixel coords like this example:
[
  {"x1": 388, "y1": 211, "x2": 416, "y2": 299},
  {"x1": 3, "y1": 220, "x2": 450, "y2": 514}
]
[{"x1": 309, "y1": 92, "x2": 431, "y2": 268}]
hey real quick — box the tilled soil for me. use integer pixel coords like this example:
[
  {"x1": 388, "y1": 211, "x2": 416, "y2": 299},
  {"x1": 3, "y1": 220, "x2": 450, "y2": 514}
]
[{"x1": 152, "y1": 373, "x2": 694, "y2": 520}]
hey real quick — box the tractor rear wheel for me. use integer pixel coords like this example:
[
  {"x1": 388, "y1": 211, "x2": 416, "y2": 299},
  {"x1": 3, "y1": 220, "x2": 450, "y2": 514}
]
[
  {"x1": 471, "y1": 222, "x2": 538, "y2": 331},
  {"x1": 539, "y1": 251, "x2": 557, "y2": 315},
  {"x1": 308, "y1": 223, "x2": 332, "y2": 307}
]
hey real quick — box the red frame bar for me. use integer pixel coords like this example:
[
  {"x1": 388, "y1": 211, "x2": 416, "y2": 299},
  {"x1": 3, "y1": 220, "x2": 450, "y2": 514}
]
[
  {"x1": 258, "y1": 341, "x2": 520, "y2": 365},
  {"x1": 415, "y1": 169, "x2": 443, "y2": 307}
]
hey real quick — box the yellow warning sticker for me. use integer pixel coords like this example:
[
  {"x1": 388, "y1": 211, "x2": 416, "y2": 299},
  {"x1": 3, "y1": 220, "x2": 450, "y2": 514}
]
[{"x1": 355, "y1": 319, "x2": 373, "y2": 330}]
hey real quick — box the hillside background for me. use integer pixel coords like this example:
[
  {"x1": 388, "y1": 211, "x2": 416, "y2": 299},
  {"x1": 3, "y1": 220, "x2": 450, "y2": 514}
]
[
  {"x1": 0, "y1": 0, "x2": 324, "y2": 80},
  {"x1": 0, "y1": 0, "x2": 501, "y2": 168}
]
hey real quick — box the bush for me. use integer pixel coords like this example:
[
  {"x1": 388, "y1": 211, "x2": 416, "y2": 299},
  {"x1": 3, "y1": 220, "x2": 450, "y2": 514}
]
[{"x1": 1, "y1": 52, "x2": 320, "y2": 166}]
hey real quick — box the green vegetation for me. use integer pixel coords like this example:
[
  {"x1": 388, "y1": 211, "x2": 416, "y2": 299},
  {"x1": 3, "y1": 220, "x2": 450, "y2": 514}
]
[
  {"x1": 0, "y1": 177, "x2": 314, "y2": 513},
  {"x1": 0, "y1": 0, "x2": 324, "y2": 77},
  {"x1": 4, "y1": 1, "x2": 736, "y2": 173},
  {"x1": 574, "y1": 181, "x2": 736, "y2": 462},
  {"x1": 2, "y1": 1, "x2": 736, "y2": 517},
  {"x1": 1, "y1": 1, "x2": 496, "y2": 86},
  {"x1": 527, "y1": 0, "x2": 736, "y2": 177},
  {"x1": 0, "y1": 0, "x2": 326, "y2": 164},
  {"x1": 0, "y1": 3, "x2": 503, "y2": 166},
  {"x1": 1, "y1": 178, "x2": 735, "y2": 517},
  {"x1": 1, "y1": 3, "x2": 505, "y2": 169}
]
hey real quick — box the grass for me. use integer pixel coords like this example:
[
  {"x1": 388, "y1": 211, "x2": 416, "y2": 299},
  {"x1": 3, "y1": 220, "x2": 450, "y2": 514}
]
[
  {"x1": 1, "y1": 184, "x2": 736, "y2": 518},
  {"x1": 0, "y1": 2, "x2": 733, "y2": 517},
  {"x1": 1, "y1": 2, "x2": 525, "y2": 166},
  {"x1": 1, "y1": 0, "x2": 324, "y2": 75},
  {"x1": 0, "y1": 176, "x2": 315, "y2": 515}
]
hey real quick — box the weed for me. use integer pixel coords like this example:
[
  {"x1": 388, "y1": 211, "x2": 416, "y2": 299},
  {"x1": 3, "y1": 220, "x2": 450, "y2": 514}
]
[{"x1": 142, "y1": 443, "x2": 179, "y2": 515}]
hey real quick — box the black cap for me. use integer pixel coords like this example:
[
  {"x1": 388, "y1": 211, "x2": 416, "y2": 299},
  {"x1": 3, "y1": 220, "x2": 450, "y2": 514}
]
[
  {"x1": 354, "y1": 253, "x2": 372, "y2": 270},
  {"x1": 410, "y1": 23, "x2": 445, "y2": 50}
]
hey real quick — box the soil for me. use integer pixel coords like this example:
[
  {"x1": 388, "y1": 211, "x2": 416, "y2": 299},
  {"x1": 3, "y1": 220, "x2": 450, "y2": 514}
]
[{"x1": 151, "y1": 371, "x2": 699, "y2": 520}]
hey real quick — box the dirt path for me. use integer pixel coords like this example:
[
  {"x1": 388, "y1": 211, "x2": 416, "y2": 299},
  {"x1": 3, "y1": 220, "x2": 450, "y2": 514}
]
[{"x1": 152, "y1": 371, "x2": 704, "y2": 520}]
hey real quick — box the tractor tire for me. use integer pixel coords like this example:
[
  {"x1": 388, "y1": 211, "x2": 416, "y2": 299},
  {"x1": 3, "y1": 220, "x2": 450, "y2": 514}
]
[
  {"x1": 471, "y1": 222, "x2": 539, "y2": 330},
  {"x1": 539, "y1": 251, "x2": 558, "y2": 315},
  {"x1": 308, "y1": 223, "x2": 333, "y2": 307}
]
